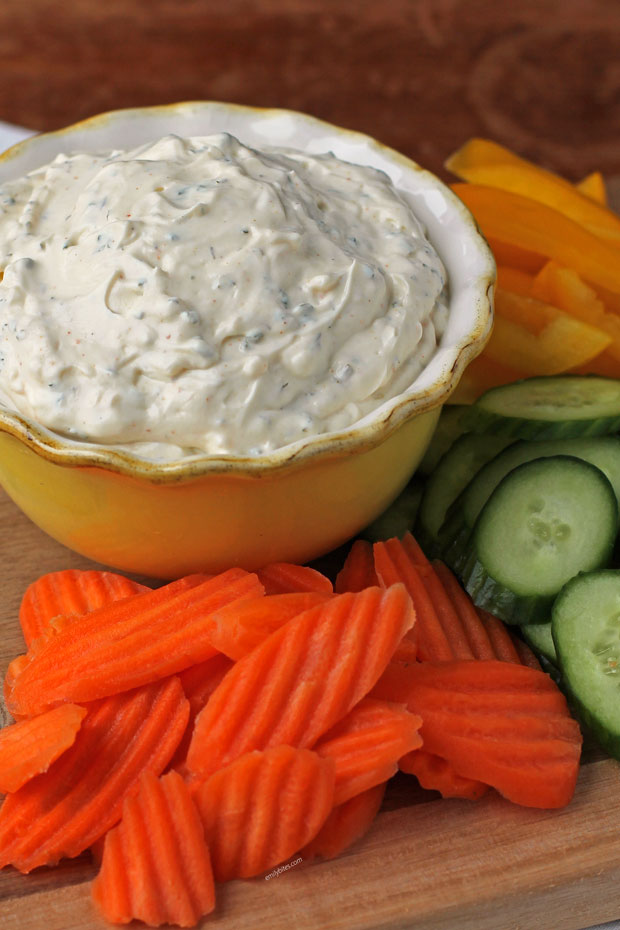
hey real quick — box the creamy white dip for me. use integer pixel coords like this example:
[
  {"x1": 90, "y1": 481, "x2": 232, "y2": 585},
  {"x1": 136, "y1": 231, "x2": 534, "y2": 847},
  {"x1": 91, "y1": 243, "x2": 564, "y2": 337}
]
[{"x1": 0, "y1": 132, "x2": 448, "y2": 459}]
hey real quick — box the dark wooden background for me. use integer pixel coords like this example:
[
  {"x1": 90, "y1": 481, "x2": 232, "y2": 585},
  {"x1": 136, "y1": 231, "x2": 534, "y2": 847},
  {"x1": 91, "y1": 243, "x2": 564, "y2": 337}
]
[{"x1": 0, "y1": 0, "x2": 618, "y2": 182}]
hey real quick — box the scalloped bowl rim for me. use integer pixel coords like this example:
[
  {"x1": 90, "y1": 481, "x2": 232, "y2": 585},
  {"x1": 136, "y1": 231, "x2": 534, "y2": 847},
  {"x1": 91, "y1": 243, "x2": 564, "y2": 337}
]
[{"x1": 0, "y1": 102, "x2": 495, "y2": 482}]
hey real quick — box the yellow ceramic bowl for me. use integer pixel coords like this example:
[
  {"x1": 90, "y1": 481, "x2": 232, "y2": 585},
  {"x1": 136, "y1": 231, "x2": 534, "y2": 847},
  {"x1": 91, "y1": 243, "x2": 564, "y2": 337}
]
[{"x1": 0, "y1": 103, "x2": 494, "y2": 578}]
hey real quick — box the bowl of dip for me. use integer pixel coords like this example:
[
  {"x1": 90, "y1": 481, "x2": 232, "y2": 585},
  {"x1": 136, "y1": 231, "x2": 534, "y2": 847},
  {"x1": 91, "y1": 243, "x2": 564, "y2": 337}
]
[{"x1": 0, "y1": 102, "x2": 494, "y2": 577}]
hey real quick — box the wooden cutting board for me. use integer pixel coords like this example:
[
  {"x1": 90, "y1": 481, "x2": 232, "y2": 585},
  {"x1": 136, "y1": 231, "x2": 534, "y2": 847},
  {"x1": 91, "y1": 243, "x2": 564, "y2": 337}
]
[{"x1": 1, "y1": 489, "x2": 620, "y2": 930}]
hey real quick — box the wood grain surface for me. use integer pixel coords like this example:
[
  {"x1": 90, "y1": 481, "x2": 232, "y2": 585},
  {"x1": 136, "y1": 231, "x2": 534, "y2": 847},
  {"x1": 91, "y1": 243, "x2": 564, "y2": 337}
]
[
  {"x1": 0, "y1": 0, "x2": 619, "y2": 185},
  {"x1": 1, "y1": 489, "x2": 620, "y2": 930}
]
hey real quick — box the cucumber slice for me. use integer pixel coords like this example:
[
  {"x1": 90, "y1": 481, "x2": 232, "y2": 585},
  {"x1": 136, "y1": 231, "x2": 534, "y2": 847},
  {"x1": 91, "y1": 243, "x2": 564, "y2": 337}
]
[
  {"x1": 439, "y1": 436, "x2": 620, "y2": 573},
  {"x1": 520, "y1": 621, "x2": 557, "y2": 666},
  {"x1": 553, "y1": 570, "x2": 620, "y2": 759},
  {"x1": 417, "y1": 405, "x2": 468, "y2": 477},
  {"x1": 416, "y1": 433, "x2": 512, "y2": 557},
  {"x1": 463, "y1": 376, "x2": 620, "y2": 439},
  {"x1": 362, "y1": 479, "x2": 424, "y2": 542},
  {"x1": 464, "y1": 456, "x2": 618, "y2": 624}
]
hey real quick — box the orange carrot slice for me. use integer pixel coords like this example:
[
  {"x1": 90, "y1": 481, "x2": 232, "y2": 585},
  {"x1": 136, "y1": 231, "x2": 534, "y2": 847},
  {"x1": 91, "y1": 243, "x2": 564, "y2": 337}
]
[
  {"x1": 335, "y1": 540, "x2": 379, "y2": 593},
  {"x1": 206, "y1": 592, "x2": 331, "y2": 660},
  {"x1": 402, "y1": 660, "x2": 582, "y2": 808},
  {"x1": 185, "y1": 585, "x2": 414, "y2": 778},
  {"x1": 300, "y1": 782, "x2": 386, "y2": 861},
  {"x1": 257, "y1": 562, "x2": 333, "y2": 595},
  {"x1": 399, "y1": 749, "x2": 488, "y2": 801},
  {"x1": 0, "y1": 703, "x2": 87, "y2": 794},
  {"x1": 373, "y1": 539, "x2": 455, "y2": 661},
  {"x1": 92, "y1": 770, "x2": 215, "y2": 928},
  {"x1": 192, "y1": 745, "x2": 334, "y2": 881},
  {"x1": 392, "y1": 636, "x2": 418, "y2": 663},
  {"x1": 513, "y1": 638, "x2": 542, "y2": 671},
  {"x1": 19, "y1": 570, "x2": 150, "y2": 648},
  {"x1": 416, "y1": 563, "x2": 475, "y2": 659},
  {"x1": 0, "y1": 676, "x2": 189, "y2": 872},
  {"x1": 312, "y1": 698, "x2": 422, "y2": 805},
  {"x1": 7, "y1": 569, "x2": 263, "y2": 716},
  {"x1": 476, "y1": 608, "x2": 522, "y2": 664},
  {"x1": 177, "y1": 653, "x2": 235, "y2": 718},
  {"x1": 433, "y1": 562, "x2": 523, "y2": 663},
  {"x1": 370, "y1": 656, "x2": 419, "y2": 705},
  {"x1": 170, "y1": 654, "x2": 235, "y2": 773},
  {"x1": 432, "y1": 562, "x2": 496, "y2": 660}
]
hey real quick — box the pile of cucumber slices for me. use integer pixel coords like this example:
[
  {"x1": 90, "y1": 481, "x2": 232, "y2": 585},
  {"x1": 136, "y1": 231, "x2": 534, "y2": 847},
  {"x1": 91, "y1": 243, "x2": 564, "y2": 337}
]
[{"x1": 375, "y1": 375, "x2": 620, "y2": 758}]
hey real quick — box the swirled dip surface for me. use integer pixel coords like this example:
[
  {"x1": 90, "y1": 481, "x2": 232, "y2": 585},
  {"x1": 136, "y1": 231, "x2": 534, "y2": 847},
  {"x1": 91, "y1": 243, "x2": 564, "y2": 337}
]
[{"x1": 0, "y1": 133, "x2": 448, "y2": 459}]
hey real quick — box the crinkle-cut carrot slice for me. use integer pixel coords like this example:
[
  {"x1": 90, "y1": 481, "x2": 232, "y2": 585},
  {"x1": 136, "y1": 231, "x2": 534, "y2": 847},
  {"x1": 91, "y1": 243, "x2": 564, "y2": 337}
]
[
  {"x1": 392, "y1": 637, "x2": 418, "y2": 663},
  {"x1": 256, "y1": 562, "x2": 333, "y2": 595},
  {"x1": 169, "y1": 654, "x2": 235, "y2": 773},
  {"x1": 19, "y1": 570, "x2": 150, "y2": 649},
  {"x1": 5, "y1": 573, "x2": 207, "y2": 710},
  {"x1": 206, "y1": 592, "x2": 331, "y2": 660},
  {"x1": 92, "y1": 770, "x2": 215, "y2": 928},
  {"x1": 453, "y1": 183, "x2": 620, "y2": 297},
  {"x1": 403, "y1": 660, "x2": 582, "y2": 808},
  {"x1": 300, "y1": 782, "x2": 386, "y2": 862},
  {"x1": 374, "y1": 540, "x2": 461, "y2": 662},
  {"x1": 178, "y1": 654, "x2": 235, "y2": 718},
  {"x1": 192, "y1": 745, "x2": 334, "y2": 881},
  {"x1": 0, "y1": 703, "x2": 87, "y2": 794},
  {"x1": 312, "y1": 698, "x2": 422, "y2": 805},
  {"x1": 376, "y1": 655, "x2": 567, "y2": 716},
  {"x1": 185, "y1": 585, "x2": 414, "y2": 778},
  {"x1": 433, "y1": 562, "x2": 523, "y2": 663},
  {"x1": 513, "y1": 638, "x2": 542, "y2": 671},
  {"x1": 7, "y1": 569, "x2": 263, "y2": 717},
  {"x1": 335, "y1": 540, "x2": 379, "y2": 593},
  {"x1": 370, "y1": 657, "x2": 419, "y2": 705},
  {"x1": 476, "y1": 608, "x2": 522, "y2": 664},
  {"x1": 399, "y1": 749, "x2": 488, "y2": 800},
  {"x1": 0, "y1": 676, "x2": 189, "y2": 872},
  {"x1": 416, "y1": 563, "x2": 475, "y2": 659}
]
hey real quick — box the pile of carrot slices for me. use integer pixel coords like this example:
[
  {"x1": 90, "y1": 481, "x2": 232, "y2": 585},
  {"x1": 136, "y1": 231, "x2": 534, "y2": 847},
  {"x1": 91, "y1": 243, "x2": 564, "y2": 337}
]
[{"x1": 0, "y1": 539, "x2": 582, "y2": 927}]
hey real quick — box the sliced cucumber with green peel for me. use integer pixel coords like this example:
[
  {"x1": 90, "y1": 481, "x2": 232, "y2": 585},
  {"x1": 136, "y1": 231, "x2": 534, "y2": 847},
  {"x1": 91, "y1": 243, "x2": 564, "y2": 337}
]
[
  {"x1": 415, "y1": 432, "x2": 512, "y2": 558},
  {"x1": 520, "y1": 621, "x2": 557, "y2": 666},
  {"x1": 463, "y1": 456, "x2": 617, "y2": 624},
  {"x1": 439, "y1": 436, "x2": 620, "y2": 573},
  {"x1": 463, "y1": 376, "x2": 620, "y2": 439},
  {"x1": 417, "y1": 405, "x2": 468, "y2": 477},
  {"x1": 553, "y1": 570, "x2": 620, "y2": 759},
  {"x1": 362, "y1": 479, "x2": 424, "y2": 542}
]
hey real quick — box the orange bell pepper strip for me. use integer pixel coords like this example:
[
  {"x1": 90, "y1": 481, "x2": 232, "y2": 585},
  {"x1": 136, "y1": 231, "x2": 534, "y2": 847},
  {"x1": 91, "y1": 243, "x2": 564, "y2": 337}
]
[
  {"x1": 576, "y1": 171, "x2": 608, "y2": 207},
  {"x1": 496, "y1": 266, "x2": 534, "y2": 297},
  {"x1": 487, "y1": 237, "x2": 546, "y2": 275},
  {"x1": 532, "y1": 262, "x2": 620, "y2": 365},
  {"x1": 453, "y1": 184, "x2": 620, "y2": 297},
  {"x1": 449, "y1": 354, "x2": 526, "y2": 404},
  {"x1": 485, "y1": 289, "x2": 611, "y2": 375},
  {"x1": 447, "y1": 140, "x2": 620, "y2": 242}
]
